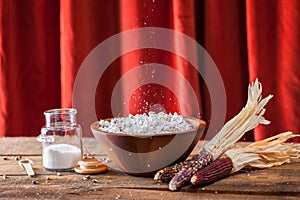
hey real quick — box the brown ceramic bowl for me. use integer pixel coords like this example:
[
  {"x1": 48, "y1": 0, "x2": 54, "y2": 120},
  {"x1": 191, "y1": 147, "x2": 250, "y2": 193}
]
[{"x1": 91, "y1": 117, "x2": 206, "y2": 176}]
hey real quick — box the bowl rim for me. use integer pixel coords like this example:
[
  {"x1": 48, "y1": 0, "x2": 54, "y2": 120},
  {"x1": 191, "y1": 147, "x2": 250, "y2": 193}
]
[{"x1": 90, "y1": 116, "x2": 206, "y2": 137}]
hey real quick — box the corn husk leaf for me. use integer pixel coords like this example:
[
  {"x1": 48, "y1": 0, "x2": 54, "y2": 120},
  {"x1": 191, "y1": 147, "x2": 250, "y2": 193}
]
[
  {"x1": 204, "y1": 79, "x2": 273, "y2": 160},
  {"x1": 225, "y1": 132, "x2": 300, "y2": 172}
]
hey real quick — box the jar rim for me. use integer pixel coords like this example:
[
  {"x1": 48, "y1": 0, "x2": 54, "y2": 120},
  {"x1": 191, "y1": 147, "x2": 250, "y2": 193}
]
[{"x1": 44, "y1": 108, "x2": 77, "y2": 115}]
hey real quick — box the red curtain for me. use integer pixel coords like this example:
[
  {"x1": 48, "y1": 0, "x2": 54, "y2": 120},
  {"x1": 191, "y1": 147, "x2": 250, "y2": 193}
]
[
  {"x1": 0, "y1": 0, "x2": 299, "y2": 141},
  {"x1": 0, "y1": 0, "x2": 61, "y2": 137}
]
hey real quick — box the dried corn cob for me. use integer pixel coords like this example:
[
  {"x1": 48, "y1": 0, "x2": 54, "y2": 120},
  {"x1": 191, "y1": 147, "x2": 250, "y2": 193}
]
[
  {"x1": 190, "y1": 157, "x2": 233, "y2": 186},
  {"x1": 154, "y1": 81, "x2": 268, "y2": 183},
  {"x1": 154, "y1": 154, "x2": 200, "y2": 183},
  {"x1": 168, "y1": 79, "x2": 273, "y2": 191},
  {"x1": 167, "y1": 150, "x2": 212, "y2": 189},
  {"x1": 191, "y1": 132, "x2": 300, "y2": 186}
]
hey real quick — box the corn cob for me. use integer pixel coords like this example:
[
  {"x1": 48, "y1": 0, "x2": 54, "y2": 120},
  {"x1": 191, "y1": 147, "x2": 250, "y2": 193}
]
[
  {"x1": 191, "y1": 132, "x2": 300, "y2": 187},
  {"x1": 190, "y1": 157, "x2": 233, "y2": 186},
  {"x1": 168, "y1": 150, "x2": 212, "y2": 189},
  {"x1": 154, "y1": 154, "x2": 200, "y2": 183},
  {"x1": 168, "y1": 79, "x2": 273, "y2": 191}
]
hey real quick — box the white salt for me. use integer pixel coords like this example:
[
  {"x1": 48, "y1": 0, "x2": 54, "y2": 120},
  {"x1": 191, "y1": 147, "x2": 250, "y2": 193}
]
[
  {"x1": 43, "y1": 144, "x2": 82, "y2": 170},
  {"x1": 98, "y1": 112, "x2": 193, "y2": 134}
]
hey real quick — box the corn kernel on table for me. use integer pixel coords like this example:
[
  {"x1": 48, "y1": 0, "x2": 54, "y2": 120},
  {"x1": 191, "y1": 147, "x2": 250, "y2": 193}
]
[{"x1": 0, "y1": 137, "x2": 299, "y2": 200}]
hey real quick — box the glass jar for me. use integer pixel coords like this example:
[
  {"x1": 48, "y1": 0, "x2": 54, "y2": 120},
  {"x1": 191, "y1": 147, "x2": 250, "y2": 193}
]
[{"x1": 37, "y1": 108, "x2": 83, "y2": 171}]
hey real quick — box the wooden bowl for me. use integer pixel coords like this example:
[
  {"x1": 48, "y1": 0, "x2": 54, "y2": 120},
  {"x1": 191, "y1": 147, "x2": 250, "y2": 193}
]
[{"x1": 91, "y1": 117, "x2": 206, "y2": 176}]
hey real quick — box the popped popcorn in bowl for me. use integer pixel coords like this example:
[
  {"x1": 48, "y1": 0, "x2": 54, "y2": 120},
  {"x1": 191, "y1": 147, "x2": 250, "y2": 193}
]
[
  {"x1": 98, "y1": 112, "x2": 193, "y2": 134},
  {"x1": 91, "y1": 112, "x2": 206, "y2": 176}
]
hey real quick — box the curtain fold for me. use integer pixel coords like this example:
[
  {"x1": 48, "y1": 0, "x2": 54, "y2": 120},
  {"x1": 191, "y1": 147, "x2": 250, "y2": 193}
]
[
  {"x1": 119, "y1": 0, "x2": 202, "y2": 117},
  {"x1": 246, "y1": 0, "x2": 300, "y2": 142},
  {"x1": 0, "y1": 0, "x2": 299, "y2": 141},
  {"x1": 0, "y1": 0, "x2": 61, "y2": 137},
  {"x1": 202, "y1": 0, "x2": 251, "y2": 140}
]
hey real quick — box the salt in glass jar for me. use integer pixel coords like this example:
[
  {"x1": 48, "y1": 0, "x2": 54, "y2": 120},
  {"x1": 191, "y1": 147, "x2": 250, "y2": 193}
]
[{"x1": 37, "y1": 108, "x2": 83, "y2": 171}]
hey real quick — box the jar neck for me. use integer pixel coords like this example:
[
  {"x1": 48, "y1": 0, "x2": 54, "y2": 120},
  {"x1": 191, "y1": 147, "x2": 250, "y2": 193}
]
[{"x1": 44, "y1": 108, "x2": 77, "y2": 127}]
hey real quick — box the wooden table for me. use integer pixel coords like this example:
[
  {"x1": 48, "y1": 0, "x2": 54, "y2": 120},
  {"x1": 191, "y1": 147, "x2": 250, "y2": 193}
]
[{"x1": 0, "y1": 137, "x2": 299, "y2": 199}]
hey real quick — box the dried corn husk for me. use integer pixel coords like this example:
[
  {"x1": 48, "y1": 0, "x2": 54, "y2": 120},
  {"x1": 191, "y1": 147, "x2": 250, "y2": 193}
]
[
  {"x1": 191, "y1": 132, "x2": 300, "y2": 186},
  {"x1": 168, "y1": 79, "x2": 273, "y2": 191},
  {"x1": 225, "y1": 131, "x2": 300, "y2": 172},
  {"x1": 203, "y1": 79, "x2": 273, "y2": 160}
]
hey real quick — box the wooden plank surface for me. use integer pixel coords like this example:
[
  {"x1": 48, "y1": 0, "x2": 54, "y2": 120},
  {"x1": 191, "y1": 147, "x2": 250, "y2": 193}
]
[
  {"x1": 0, "y1": 137, "x2": 299, "y2": 199},
  {"x1": 0, "y1": 137, "x2": 105, "y2": 155}
]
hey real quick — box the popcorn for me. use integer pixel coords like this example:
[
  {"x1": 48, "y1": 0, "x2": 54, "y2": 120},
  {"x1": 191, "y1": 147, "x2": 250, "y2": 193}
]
[{"x1": 98, "y1": 112, "x2": 193, "y2": 134}]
